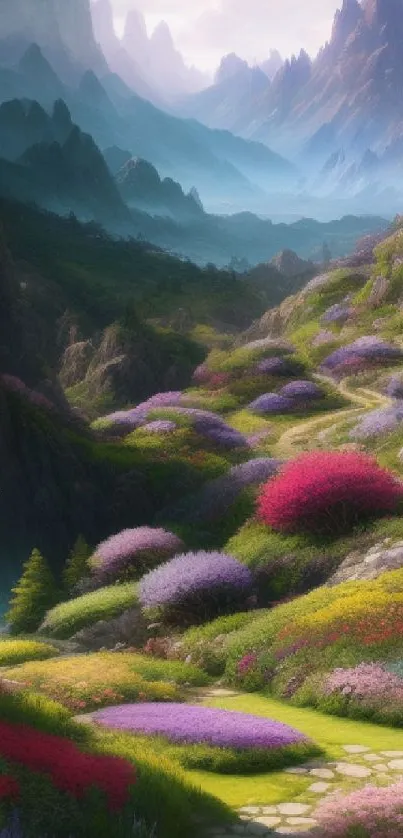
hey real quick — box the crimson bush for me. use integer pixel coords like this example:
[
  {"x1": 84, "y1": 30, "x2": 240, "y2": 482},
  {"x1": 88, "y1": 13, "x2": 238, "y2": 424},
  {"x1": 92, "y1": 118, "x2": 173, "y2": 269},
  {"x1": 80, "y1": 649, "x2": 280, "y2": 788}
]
[{"x1": 257, "y1": 451, "x2": 403, "y2": 535}]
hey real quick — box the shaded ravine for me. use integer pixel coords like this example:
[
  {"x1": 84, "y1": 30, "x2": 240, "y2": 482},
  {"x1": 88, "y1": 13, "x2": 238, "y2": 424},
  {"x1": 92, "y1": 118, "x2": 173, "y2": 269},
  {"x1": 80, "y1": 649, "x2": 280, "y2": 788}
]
[{"x1": 274, "y1": 376, "x2": 392, "y2": 459}]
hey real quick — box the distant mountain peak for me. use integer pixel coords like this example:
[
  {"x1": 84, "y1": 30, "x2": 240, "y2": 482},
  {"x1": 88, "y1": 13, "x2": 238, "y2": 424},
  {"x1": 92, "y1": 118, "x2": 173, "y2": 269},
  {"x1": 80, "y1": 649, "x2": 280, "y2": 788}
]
[
  {"x1": 150, "y1": 20, "x2": 174, "y2": 49},
  {"x1": 215, "y1": 53, "x2": 249, "y2": 84}
]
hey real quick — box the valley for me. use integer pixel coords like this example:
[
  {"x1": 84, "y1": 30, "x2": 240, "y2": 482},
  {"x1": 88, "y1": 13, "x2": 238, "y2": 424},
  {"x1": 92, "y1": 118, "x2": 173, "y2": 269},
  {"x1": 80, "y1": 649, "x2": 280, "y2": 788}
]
[{"x1": 1, "y1": 2, "x2": 403, "y2": 838}]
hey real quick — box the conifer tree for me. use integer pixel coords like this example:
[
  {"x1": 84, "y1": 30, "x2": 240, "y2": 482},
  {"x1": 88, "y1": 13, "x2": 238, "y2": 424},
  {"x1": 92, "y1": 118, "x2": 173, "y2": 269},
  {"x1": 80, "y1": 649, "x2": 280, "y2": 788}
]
[
  {"x1": 6, "y1": 549, "x2": 58, "y2": 634},
  {"x1": 63, "y1": 535, "x2": 91, "y2": 595}
]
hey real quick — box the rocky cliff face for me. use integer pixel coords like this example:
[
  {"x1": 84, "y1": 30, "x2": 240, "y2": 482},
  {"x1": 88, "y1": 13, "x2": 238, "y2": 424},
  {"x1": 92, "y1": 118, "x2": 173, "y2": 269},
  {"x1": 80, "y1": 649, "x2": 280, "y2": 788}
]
[{"x1": 0, "y1": 0, "x2": 106, "y2": 79}]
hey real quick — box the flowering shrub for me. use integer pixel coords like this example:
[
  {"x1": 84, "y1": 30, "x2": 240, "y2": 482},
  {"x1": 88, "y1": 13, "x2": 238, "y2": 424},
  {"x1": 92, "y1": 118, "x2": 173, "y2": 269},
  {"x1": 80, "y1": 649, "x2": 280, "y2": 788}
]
[
  {"x1": 350, "y1": 405, "x2": 403, "y2": 440},
  {"x1": 321, "y1": 336, "x2": 403, "y2": 377},
  {"x1": 255, "y1": 357, "x2": 289, "y2": 375},
  {"x1": 139, "y1": 551, "x2": 253, "y2": 623},
  {"x1": 387, "y1": 374, "x2": 403, "y2": 399},
  {"x1": 195, "y1": 422, "x2": 248, "y2": 449},
  {"x1": 312, "y1": 329, "x2": 335, "y2": 347},
  {"x1": 279, "y1": 380, "x2": 322, "y2": 400},
  {"x1": 249, "y1": 393, "x2": 295, "y2": 415},
  {"x1": 312, "y1": 781, "x2": 403, "y2": 837},
  {"x1": 90, "y1": 527, "x2": 184, "y2": 583},
  {"x1": 0, "y1": 720, "x2": 136, "y2": 810},
  {"x1": 321, "y1": 302, "x2": 352, "y2": 324},
  {"x1": 181, "y1": 458, "x2": 282, "y2": 524},
  {"x1": 314, "y1": 663, "x2": 403, "y2": 725},
  {"x1": 257, "y1": 451, "x2": 403, "y2": 534}
]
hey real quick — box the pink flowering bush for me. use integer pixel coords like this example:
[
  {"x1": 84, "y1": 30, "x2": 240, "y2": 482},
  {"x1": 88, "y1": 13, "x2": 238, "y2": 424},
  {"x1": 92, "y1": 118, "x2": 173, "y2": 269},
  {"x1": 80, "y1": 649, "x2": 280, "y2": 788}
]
[
  {"x1": 90, "y1": 527, "x2": 184, "y2": 583},
  {"x1": 312, "y1": 781, "x2": 403, "y2": 837},
  {"x1": 301, "y1": 663, "x2": 403, "y2": 725}
]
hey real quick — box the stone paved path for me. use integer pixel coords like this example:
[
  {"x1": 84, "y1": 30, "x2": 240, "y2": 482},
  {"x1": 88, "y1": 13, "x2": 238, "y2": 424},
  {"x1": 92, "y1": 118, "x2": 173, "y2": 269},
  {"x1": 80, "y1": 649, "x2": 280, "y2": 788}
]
[{"x1": 205, "y1": 745, "x2": 403, "y2": 837}]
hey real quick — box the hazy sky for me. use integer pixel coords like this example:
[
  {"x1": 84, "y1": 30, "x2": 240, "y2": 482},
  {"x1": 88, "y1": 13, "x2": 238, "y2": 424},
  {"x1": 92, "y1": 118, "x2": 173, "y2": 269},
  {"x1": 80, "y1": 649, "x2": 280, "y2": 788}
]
[{"x1": 110, "y1": 0, "x2": 341, "y2": 72}]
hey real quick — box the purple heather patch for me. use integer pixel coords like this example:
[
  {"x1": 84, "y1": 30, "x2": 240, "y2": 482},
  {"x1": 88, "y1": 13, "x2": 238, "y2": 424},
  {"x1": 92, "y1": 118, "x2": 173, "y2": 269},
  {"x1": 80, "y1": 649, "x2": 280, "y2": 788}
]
[
  {"x1": 249, "y1": 393, "x2": 295, "y2": 414},
  {"x1": 279, "y1": 380, "x2": 322, "y2": 400},
  {"x1": 93, "y1": 703, "x2": 308, "y2": 749},
  {"x1": 139, "y1": 550, "x2": 252, "y2": 609},
  {"x1": 91, "y1": 527, "x2": 184, "y2": 580},
  {"x1": 321, "y1": 336, "x2": 403, "y2": 373},
  {"x1": 350, "y1": 405, "x2": 403, "y2": 439},
  {"x1": 321, "y1": 303, "x2": 352, "y2": 325}
]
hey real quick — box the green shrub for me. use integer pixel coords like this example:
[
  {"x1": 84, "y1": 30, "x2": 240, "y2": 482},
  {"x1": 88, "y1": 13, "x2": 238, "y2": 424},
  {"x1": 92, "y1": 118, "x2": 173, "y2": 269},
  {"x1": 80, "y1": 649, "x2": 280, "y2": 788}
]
[
  {"x1": 63, "y1": 536, "x2": 92, "y2": 595},
  {"x1": 128, "y1": 654, "x2": 210, "y2": 687},
  {"x1": 166, "y1": 739, "x2": 321, "y2": 774},
  {"x1": 0, "y1": 689, "x2": 87, "y2": 741},
  {"x1": 41, "y1": 583, "x2": 139, "y2": 638},
  {"x1": 6, "y1": 550, "x2": 59, "y2": 634},
  {"x1": 0, "y1": 639, "x2": 58, "y2": 666}
]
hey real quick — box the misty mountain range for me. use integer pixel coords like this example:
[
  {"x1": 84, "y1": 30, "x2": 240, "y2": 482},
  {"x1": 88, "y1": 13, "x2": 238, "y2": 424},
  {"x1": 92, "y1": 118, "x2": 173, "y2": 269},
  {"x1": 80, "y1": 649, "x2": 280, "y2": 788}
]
[{"x1": 0, "y1": 0, "x2": 399, "y2": 266}]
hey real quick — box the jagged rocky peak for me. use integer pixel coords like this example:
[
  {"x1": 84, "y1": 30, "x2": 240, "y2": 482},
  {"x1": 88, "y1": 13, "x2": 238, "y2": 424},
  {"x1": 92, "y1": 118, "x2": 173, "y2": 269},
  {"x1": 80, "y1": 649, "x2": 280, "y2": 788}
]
[
  {"x1": 364, "y1": 0, "x2": 402, "y2": 28},
  {"x1": 122, "y1": 7, "x2": 149, "y2": 62},
  {"x1": 78, "y1": 69, "x2": 109, "y2": 105},
  {"x1": 150, "y1": 20, "x2": 175, "y2": 50},
  {"x1": 52, "y1": 99, "x2": 73, "y2": 140},
  {"x1": 115, "y1": 157, "x2": 161, "y2": 188},
  {"x1": 260, "y1": 49, "x2": 283, "y2": 80},
  {"x1": 215, "y1": 53, "x2": 250, "y2": 84},
  {"x1": 271, "y1": 249, "x2": 314, "y2": 278},
  {"x1": 331, "y1": 0, "x2": 363, "y2": 47}
]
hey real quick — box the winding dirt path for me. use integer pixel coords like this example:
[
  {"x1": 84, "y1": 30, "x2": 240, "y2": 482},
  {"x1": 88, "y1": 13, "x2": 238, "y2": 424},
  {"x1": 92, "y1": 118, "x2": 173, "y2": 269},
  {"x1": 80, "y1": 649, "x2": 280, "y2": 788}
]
[{"x1": 274, "y1": 376, "x2": 392, "y2": 459}]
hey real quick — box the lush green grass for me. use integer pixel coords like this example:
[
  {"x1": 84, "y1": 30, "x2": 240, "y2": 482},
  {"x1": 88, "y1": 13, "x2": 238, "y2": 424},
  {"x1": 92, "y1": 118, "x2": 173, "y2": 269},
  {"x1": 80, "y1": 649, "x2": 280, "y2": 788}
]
[
  {"x1": 41, "y1": 584, "x2": 139, "y2": 639},
  {"x1": 193, "y1": 692, "x2": 403, "y2": 806},
  {"x1": 0, "y1": 688, "x2": 88, "y2": 741},
  {"x1": 0, "y1": 638, "x2": 58, "y2": 665},
  {"x1": 91, "y1": 727, "x2": 233, "y2": 836}
]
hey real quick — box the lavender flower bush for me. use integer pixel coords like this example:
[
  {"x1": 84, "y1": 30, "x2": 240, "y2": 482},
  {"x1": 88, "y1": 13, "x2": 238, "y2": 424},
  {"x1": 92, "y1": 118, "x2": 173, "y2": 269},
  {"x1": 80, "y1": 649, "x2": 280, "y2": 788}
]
[
  {"x1": 312, "y1": 781, "x2": 403, "y2": 837},
  {"x1": 1, "y1": 375, "x2": 55, "y2": 412},
  {"x1": 387, "y1": 375, "x2": 403, "y2": 399},
  {"x1": 350, "y1": 405, "x2": 403, "y2": 440},
  {"x1": 255, "y1": 357, "x2": 289, "y2": 375},
  {"x1": 279, "y1": 380, "x2": 322, "y2": 400},
  {"x1": 139, "y1": 551, "x2": 252, "y2": 623},
  {"x1": 90, "y1": 527, "x2": 184, "y2": 583},
  {"x1": 95, "y1": 393, "x2": 185, "y2": 434},
  {"x1": 321, "y1": 336, "x2": 403, "y2": 376},
  {"x1": 93, "y1": 703, "x2": 309, "y2": 749},
  {"x1": 321, "y1": 302, "x2": 352, "y2": 325},
  {"x1": 249, "y1": 393, "x2": 295, "y2": 415}
]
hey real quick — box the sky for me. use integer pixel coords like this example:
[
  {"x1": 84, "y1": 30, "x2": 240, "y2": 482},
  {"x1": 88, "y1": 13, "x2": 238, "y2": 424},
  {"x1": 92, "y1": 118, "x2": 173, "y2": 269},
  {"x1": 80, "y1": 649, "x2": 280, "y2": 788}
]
[{"x1": 110, "y1": 0, "x2": 341, "y2": 73}]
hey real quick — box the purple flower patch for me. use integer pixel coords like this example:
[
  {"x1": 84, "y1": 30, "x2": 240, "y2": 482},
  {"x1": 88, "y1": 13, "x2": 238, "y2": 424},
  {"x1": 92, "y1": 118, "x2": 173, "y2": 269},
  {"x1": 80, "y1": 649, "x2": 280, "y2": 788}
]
[
  {"x1": 279, "y1": 380, "x2": 322, "y2": 400},
  {"x1": 321, "y1": 336, "x2": 403, "y2": 376},
  {"x1": 139, "y1": 551, "x2": 252, "y2": 621},
  {"x1": 350, "y1": 405, "x2": 403, "y2": 440},
  {"x1": 93, "y1": 703, "x2": 308, "y2": 750},
  {"x1": 90, "y1": 527, "x2": 184, "y2": 582},
  {"x1": 249, "y1": 393, "x2": 295, "y2": 414}
]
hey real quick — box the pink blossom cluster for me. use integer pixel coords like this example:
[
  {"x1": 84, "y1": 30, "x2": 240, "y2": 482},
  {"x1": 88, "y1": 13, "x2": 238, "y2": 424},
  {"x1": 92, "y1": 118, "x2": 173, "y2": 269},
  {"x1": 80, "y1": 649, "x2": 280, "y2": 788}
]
[{"x1": 313, "y1": 781, "x2": 403, "y2": 837}]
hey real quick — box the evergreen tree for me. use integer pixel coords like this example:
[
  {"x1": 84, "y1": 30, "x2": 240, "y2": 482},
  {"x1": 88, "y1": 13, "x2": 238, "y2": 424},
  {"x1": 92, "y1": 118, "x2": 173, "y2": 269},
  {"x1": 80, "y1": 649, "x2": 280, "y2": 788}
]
[
  {"x1": 63, "y1": 536, "x2": 91, "y2": 595},
  {"x1": 6, "y1": 549, "x2": 59, "y2": 634},
  {"x1": 322, "y1": 241, "x2": 332, "y2": 267}
]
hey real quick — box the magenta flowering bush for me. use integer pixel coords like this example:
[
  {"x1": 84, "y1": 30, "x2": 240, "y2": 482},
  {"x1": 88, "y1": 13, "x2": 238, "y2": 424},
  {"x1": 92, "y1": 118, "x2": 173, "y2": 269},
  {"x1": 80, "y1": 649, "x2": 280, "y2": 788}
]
[
  {"x1": 90, "y1": 527, "x2": 184, "y2": 583},
  {"x1": 279, "y1": 380, "x2": 322, "y2": 400},
  {"x1": 249, "y1": 393, "x2": 295, "y2": 415},
  {"x1": 350, "y1": 405, "x2": 403, "y2": 440},
  {"x1": 93, "y1": 702, "x2": 309, "y2": 749},
  {"x1": 321, "y1": 336, "x2": 403, "y2": 377},
  {"x1": 312, "y1": 781, "x2": 403, "y2": 837},
  {"x1": 139, "y1": 551, "x2": 253, "y2": 623}
]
